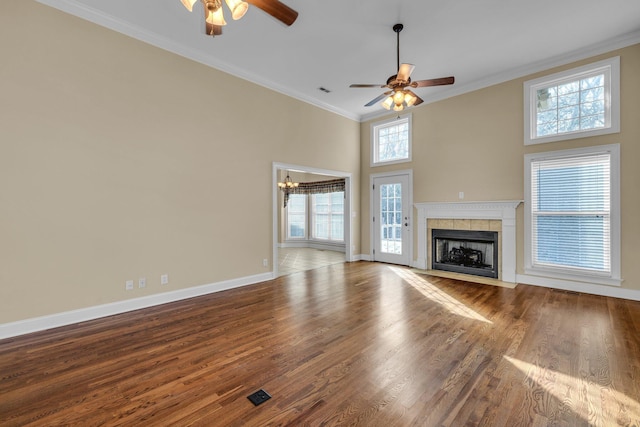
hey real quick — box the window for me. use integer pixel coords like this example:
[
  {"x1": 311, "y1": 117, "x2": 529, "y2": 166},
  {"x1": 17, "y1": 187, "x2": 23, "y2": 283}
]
[
  {"x1": 524, "y1": 144, "x2": 621, "y2": 285},
  {"x1": 311, "y1": 192, "x2": 344, "y2": 241},
  {"x1": 286, "y1": 194, "x2": 306, "y2": 239},
  {"x1": 371, "y1": 114, "x2": 411, "y2": 166},
  {"x1": 524, "y1": 57, "x2": 619, "y2": 145}
]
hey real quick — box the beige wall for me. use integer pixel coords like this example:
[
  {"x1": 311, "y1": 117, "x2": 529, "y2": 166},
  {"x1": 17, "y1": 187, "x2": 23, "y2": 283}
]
[
  {"x1": 0, "y1": 2, "x2": 360, "y2": 323},
  {"x1": 360, "y1": 44, "x2": 640, "y2": 292}
]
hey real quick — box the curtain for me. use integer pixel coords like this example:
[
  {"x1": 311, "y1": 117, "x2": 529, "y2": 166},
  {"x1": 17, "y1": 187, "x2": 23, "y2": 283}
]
[{"x1": 283, "y1": 178, "x2": 345, "y2": 207}]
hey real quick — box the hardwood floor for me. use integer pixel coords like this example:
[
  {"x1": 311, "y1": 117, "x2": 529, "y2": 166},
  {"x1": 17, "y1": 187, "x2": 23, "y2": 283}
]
[{"x1": 1, "y1": 262, "x2": 639, "y2": 426}]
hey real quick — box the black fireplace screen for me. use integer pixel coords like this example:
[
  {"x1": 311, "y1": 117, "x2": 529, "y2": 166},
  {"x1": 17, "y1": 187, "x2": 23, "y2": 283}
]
[{"x1": 432, "y1": 229, "x2": 499, "y2": 278}]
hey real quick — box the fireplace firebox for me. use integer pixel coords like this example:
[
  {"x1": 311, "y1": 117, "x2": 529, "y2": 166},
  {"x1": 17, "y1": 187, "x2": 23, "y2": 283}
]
[{"x1": 432, "y1": 229, "x2": 499, "y2": 278}]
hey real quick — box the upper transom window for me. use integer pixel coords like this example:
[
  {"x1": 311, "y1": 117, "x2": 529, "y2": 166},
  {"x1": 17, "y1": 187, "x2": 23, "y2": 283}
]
[
  {"x1": 524, "y1": 56, "x2": 619, "y2": 145},
  {"x1": 371, "y1": 114, "x2": 412, "y2": 166}
]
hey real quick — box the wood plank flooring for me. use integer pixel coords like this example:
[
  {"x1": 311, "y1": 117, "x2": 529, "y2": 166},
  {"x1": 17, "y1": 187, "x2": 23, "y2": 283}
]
[{"x1": 1, "y1": 262, "x2": 639, "y2": 426}]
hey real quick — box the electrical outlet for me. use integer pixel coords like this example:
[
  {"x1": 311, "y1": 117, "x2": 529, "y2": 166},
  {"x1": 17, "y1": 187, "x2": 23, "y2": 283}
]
[
  {"x1": 161, "y1": 274, "x2": 169, "y2": 285},
  {"x1": 459, "y1": 191, "x2": 465, "y2": 200},
  {"x1": 263, "y1": 258, "x2": 268, "y2": 267},
  {"x1": 138, "y1": 277, "x2": 146, "y2": 289},
  {"x1": 125, "y1": 280, "x2": 134, "y2": 291}
]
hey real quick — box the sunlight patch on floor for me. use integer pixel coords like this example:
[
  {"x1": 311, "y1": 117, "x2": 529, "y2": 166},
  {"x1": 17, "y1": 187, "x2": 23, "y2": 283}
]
[
  {"x1": 504, "y1": 355, "x2": 640, "y2": 426},
  {"x1": 390, "y1": 267, "x2": 492, "y2": 324}
]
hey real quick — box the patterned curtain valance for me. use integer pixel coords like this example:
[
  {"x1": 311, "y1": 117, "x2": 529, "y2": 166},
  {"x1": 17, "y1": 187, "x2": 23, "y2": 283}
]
[
  {"x1": 283, "y1": 178, "x2": 345, "y2": 207},
  {"x1": 289, "y1": 178, "x2": 345, "y2": 195}
]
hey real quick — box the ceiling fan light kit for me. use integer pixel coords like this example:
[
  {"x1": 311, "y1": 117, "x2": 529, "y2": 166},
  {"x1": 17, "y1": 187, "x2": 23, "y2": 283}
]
[
  {"x1": 181, "y1": 0, "x2": 198, "y2": 12},
  {"x1": 180, "y1": 0, "x2": 297, "y2": 37},
  {"x1": 350, "y1": 23, "x2": 455, "y2": 112}
]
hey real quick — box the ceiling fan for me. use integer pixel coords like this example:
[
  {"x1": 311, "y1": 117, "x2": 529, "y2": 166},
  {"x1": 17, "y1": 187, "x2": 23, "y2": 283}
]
[
  {"x1": 350, "y1": 24, "x2": 455, "y2": 111},
  {"x1": 180, "y1": 0, "x2": 298, "y2": 37}
]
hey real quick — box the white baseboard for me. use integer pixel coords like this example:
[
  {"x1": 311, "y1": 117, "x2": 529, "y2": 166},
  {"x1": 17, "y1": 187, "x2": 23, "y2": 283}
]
[
  {"x1": 0, "y1": 272, "x2": 274, "y2": 340},
  {"x1": 517, "y1": 273, "x2": 640, "y2": 301},
  {"x1": 279, "y1": 241, "x2": 346, "y2": 252}
]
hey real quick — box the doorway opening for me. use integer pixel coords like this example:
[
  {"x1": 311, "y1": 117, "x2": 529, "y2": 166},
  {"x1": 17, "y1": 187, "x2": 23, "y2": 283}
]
[{"x1": 272, "y1": 163, "x2": 353, "y2": 277}]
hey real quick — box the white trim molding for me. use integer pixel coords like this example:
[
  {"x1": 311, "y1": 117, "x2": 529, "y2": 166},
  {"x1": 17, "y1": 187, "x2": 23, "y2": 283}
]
[
  {"x1": 0, "y1": 272, "x2": 273, "y2": 340},
  {"x1": 415, "y1": 201, "x2": 522, "y2": 283},
  {"x1": 517, "y1": 274, "x2": 640, "y2": 302}
]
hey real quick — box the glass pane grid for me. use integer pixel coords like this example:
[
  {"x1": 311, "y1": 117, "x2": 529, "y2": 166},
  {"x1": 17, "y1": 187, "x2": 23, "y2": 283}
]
[
  {"x1": 375, "y1": 120, "x2": 409, "y2": 163},
  {"x1": 311, "y1": 192, "x2": 344, "y2": 242},
  {"x1": 380, "y1": 183, "x2": 402, "y2": 255},
  {"x1": 536, "y1": 72, "x2": 606, "y2": 137}
]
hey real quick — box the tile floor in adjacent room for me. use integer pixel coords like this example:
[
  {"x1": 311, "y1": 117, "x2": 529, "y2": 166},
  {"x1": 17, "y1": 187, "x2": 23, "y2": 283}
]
[{"x1": 277, "y1": 247, "x2": 345, "y2": 276}]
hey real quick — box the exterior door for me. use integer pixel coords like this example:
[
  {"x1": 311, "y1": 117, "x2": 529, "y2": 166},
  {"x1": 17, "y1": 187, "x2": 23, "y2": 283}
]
[{"x1": 372, "y1": 173, "x2": 411, "y2": 265}]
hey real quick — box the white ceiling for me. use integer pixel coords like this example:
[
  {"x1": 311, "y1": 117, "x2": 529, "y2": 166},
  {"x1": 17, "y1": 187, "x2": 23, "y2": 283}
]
[{"x1": 37, "y1": 0, "x2": 640, "y2": 121}]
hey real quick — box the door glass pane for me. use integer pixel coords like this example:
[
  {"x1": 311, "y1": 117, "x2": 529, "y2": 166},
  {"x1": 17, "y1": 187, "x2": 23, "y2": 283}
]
[{"x1": 380, "y1": 183, "x2": 402, "y2": 254}]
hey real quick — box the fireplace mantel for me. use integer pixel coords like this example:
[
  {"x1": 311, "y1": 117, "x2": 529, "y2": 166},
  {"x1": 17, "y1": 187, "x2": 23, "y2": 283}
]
[{"x1": 414, "y1": 201, "x2": 522, "y2": 283}]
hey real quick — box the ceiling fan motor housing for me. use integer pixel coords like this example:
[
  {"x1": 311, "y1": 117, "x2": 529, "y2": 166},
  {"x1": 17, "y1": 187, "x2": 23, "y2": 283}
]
[{"x1": 206, "y1": 0, "x2": 222, "y2": 11}]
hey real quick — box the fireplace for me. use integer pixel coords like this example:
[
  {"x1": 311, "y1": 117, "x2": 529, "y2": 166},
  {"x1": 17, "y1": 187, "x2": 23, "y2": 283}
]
[
  {"x1": 415, "y1": 201, "x2": 522, "y2": 283},
  {"x1": 432, "y1": 229, "x2": 499, "y2": 278}
]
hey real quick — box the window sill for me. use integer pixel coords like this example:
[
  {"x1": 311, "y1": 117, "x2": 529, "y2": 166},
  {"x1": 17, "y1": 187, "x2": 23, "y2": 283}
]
[
  {"x1": 524, "y1": 267, "x2": 622, "y2": 287},
  {"x1": 525, "y1": 126, "x2": 619, "y2": 146},
  {"x1": 371, "y1": 158, "x2": 411, "y2": 168}
]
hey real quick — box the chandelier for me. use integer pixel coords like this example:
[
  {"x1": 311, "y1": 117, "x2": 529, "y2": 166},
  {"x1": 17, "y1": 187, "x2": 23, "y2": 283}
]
[
  {"x1": 277, "y1": 172, "x2": 299, "y2": 192},
  {"x1": 180, "y1": 0, "x2": 249, "y2": 26}
]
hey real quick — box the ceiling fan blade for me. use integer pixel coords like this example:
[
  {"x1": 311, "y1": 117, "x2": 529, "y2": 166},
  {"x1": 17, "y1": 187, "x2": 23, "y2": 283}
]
[
  {"x1": 245, "y1": 0, "x2": 298, "y2": 26},
  {"x1": 350, "y1": 84, "x2": 386, "y2": 88},
  {"x1": 397, "y1": 63, "x2": 415, "y2": 82},
  {"x1": 412, "y1": 93, "x2": 424, "y2": 106},
  {"x1": 365, "y1": 91, "x2": 392, "y2": 107},
  {"x1": 411, "y1": 76, "x2": 455, "y2": 88},
  {"x1": 205, "y1": 21, "x2": 223, "y2": 36}
]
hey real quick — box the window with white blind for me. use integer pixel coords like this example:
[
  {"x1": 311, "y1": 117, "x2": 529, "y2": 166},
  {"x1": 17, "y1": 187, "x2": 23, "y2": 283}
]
[
  {"x1": 524, "y1": 57, "x2": 619, "y2": 145},
  {"x1": 371, "y1": 114, "x2": 411, "y2": 166},
  {"x1": 524, "y1": 144, "x2": 621, "y2": 285}
]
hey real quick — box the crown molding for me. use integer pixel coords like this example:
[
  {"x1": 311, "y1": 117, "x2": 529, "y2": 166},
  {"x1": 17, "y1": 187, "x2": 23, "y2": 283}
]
[
  {"x1": 35, "y1": 0, "x2": 361, "y2": 122},
  {"x1": 34, "y1": 1, "x2": 640, "y2": 123}
]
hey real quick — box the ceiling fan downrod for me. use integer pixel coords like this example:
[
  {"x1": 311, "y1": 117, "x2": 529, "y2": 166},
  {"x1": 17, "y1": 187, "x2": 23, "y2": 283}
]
[{"x1": 393, "y1": 23, "x2": 403, "y2": 72}]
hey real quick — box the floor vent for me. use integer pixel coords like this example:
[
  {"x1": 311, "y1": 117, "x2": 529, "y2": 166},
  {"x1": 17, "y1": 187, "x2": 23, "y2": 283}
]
[{"x1": 247, "y1": 389, "x2": 271, "y2": 406}]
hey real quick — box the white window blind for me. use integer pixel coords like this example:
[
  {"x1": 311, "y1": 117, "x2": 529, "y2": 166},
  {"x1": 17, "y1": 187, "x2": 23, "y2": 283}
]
[{"x1": 530, "y1": 152, "x2": 611, "y2": 274}]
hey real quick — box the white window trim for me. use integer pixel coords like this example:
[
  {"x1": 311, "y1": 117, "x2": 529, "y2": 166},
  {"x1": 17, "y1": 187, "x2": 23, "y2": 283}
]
[
  {"x1": 524, "y1": 144, "x2": 621, "y2": 286},
  {"x1": 371, "y1": 113, "x2": 412, "y2": 167},
  {"x1": 524, "y1": 56, "x2": 620, "y2": 145}
]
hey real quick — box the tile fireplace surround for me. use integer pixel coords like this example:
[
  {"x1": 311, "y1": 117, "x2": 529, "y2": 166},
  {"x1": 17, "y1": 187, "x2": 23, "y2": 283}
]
[{"x1": 415, "y1": 201, "x2": 522, "y2": 283}]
